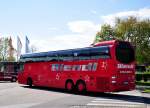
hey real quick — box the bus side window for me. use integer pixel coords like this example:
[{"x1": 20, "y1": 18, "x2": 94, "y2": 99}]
[
  {"x1": 90, "y1": 47, "x2": 100, "y2": 59},
  {"x1": 79, "y1": 49, "x2": 90, "y2": 60},
  {"x1": 90, "y1": 46, "x2": 110, "y2": 59},
  {"x1": 72, "y1": 48, "x2": 90, "y2": 61},
  {"x1": 59, "y1": 51, "x2": 73, "y2": 61}
]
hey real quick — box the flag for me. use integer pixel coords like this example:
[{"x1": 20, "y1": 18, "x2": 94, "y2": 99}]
[
  {"x1": 17, "y1": 36, "x2": 22, "y2": 60},
  {"x1": 25, "y1": 36, "x2": 30, "y2": 53}
]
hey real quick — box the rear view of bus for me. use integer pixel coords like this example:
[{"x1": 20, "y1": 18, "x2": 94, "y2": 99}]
[{"x1": 113, "y1": 41, "x2": 135, "y2": 91}]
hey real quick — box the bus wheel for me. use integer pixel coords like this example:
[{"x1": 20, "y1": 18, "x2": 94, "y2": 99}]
[
  {"x1": 11, "y1": 77, "x2": 17, "y2": 82},
  {"x1": 65, "y1": 80, "x2": 74, "y2": 92},
  {"x1": 76, "y1": 81, "x2": 86, "y2": 93},
  {"x1": 27, "y1": 78, "x2": 33, "y2": 87}
]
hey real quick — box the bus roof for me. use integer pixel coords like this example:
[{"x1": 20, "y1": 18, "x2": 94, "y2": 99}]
[
  {"x1": 93, "y1": 40, "x2": 116, "y2": 47},
  {"x1": 20, "y1": 45, "x2": 109, "y2": 60}
]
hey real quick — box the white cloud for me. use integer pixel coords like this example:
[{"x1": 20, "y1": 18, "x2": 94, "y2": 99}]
[
  {"x1": 31, "y1": 34, "x2": 95, "y2": 52},
  {"x1": 101, "y1": 8, "x2": 150, "y2": 26},
  {"x1": 27, "y1": 20, "x2": 101, "y2": 52},
  {"x1": 67, "y1": 20, "x2": 100, "y2": 34},
  {"x1": 0, "y1": 23, "x2": 98, "y2": 53},
  {"x1": 29, "y1": 20, "x2": 101, "y2": 52}
]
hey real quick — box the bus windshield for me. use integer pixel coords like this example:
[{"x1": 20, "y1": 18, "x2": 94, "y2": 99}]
[{"x1": 116, "y1": 42, "x2": 135, "y2": 64}]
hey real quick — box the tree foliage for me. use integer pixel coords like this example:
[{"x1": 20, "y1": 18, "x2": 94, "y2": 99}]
[
  {"x1": 0, "y1": 37, "x2": 16, "y2": 61},
  {"x1": 94, "y1": 24, "x2": 115, "y2": 43},
  {"x1": 94, "y1": 17, "x2": 150, "y2": 64}
]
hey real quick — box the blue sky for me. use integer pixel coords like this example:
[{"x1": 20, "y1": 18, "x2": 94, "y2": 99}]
[{"x1": 0, "y1": 0, "x2": 150, "y2": 53}]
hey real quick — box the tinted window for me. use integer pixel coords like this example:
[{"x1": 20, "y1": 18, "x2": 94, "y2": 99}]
[
  {"x1": 116, "y1": 42, "x2": 135, "y2": 64},
  {"x1": 47, "y1": 52, "x2": 59, "y2": 61},
  {"x1": 73, "y1": 48, "x2": 90, "y2": 60},
  {"x1": 20, "y1": 46, "x2": 111, "y2": 62},
  {"x1": 58, "y1": 51, "x2": 73, "y2": 61},
  {"x1": 90, "y1": 46, "x2": 110, "y2": 59}
]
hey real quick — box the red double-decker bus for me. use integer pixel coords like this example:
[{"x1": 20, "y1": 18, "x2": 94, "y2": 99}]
[{"x1": 18, "y1": 40, "x2": 135, "y2": 92}]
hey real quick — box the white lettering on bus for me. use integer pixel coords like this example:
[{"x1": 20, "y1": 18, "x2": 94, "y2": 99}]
[
  {"x1": 117, "y1": 64, "x2": 134, "y2": 69},
  {"x1": 120, "y1": 71, "x2": 132, "y2": 74},
  {"x1": 51, "y1": 63, "x2": 98, "y2": 72}
]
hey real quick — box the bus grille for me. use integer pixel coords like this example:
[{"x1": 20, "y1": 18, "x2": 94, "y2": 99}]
[{"x1": 96, "y1": 77, "x2": 109, "y2": 90}]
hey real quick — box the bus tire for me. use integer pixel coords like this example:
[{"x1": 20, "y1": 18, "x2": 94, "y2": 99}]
[
  {"x1": 76, "y1": 80, "x2": 86, "y2": 93},
  {"x1": 65, "y1": 80, "x2": 74, "y2": 92},
  {"x1": 11, "y1": 77, "x2": 17, "y2": 82},
  {"x1": 27, "y1": 78, "x2": 33, "y2": 87}
]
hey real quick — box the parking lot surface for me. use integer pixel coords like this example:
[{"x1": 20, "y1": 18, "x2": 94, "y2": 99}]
[{"x1": 0, "y1": 82, "x2": 149, "y2": 108}]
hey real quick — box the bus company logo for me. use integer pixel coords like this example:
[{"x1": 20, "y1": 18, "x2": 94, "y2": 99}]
[
  {"x1": 101, "y1": 61, "x2": 107, "y2": 69},
  {"x1": 56, "y1": 73, "x2": 60, "y2": 80},
  {"x1": 84, "y1": 75, "x2": 90, "y2": 82},
  {"x1": 117, "y1": 64, "x2": 134, "y2": 69}
]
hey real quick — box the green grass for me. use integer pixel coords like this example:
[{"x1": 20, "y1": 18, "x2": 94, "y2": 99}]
[
  {"x1": 143, "y1": 89, "x2": 150, "y2": 93},
  {"x1": 136, "y1": 81, "x2": 150, "y2": 86}
]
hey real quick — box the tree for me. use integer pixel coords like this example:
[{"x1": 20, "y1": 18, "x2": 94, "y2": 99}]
[
  {"x1": 8, "y1": 37, "x2": 16, "y2": 61},
  {"x1": 94, "y1": 16, "x2": 150, "y2": 64},
  {"x1": 93, "y1": 24, "x2": 115, "y2": 43},
  {"x1": 0, "y1": 37, "x2": 16, "y2": 61},
  {"x1": 114, "y1": 17, "x2": 150, "y2": 64},
  {"x1": 0, "y1": 37, "x2": 9, "y2": 61}
]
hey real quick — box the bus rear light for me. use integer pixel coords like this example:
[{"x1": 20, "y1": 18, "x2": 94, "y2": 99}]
[
  {"x1": 112, "y1": 76, "x2": 116, "y2": 79},
  {"x1": 111, "y1": 81, "x2": 116, "y2": 83}
]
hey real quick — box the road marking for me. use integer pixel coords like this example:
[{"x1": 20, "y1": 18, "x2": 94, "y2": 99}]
[
  {"x1": 87, "y1": 97, "x2": 146, "y2": 108},
  {"x1": 114, "y1": 90, "x2": 142, "y2": 96}
]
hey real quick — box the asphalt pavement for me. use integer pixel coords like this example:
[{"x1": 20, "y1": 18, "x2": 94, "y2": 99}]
[{"x1": 0, "y1": 82, "x2": 149, "y2": 108}]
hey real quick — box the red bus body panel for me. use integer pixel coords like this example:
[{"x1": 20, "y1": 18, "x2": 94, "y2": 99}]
[{"x1": 18, "y1": 40, "x2": 135, "y2": 92}]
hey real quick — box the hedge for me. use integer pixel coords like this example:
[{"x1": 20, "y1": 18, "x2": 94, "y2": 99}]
[
  {"x1": 136, "y1": 81, "x2": 150, "y2": 86},
  {"x1": 136, "y1": 72, "x2": 150, "y2": 82}
]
